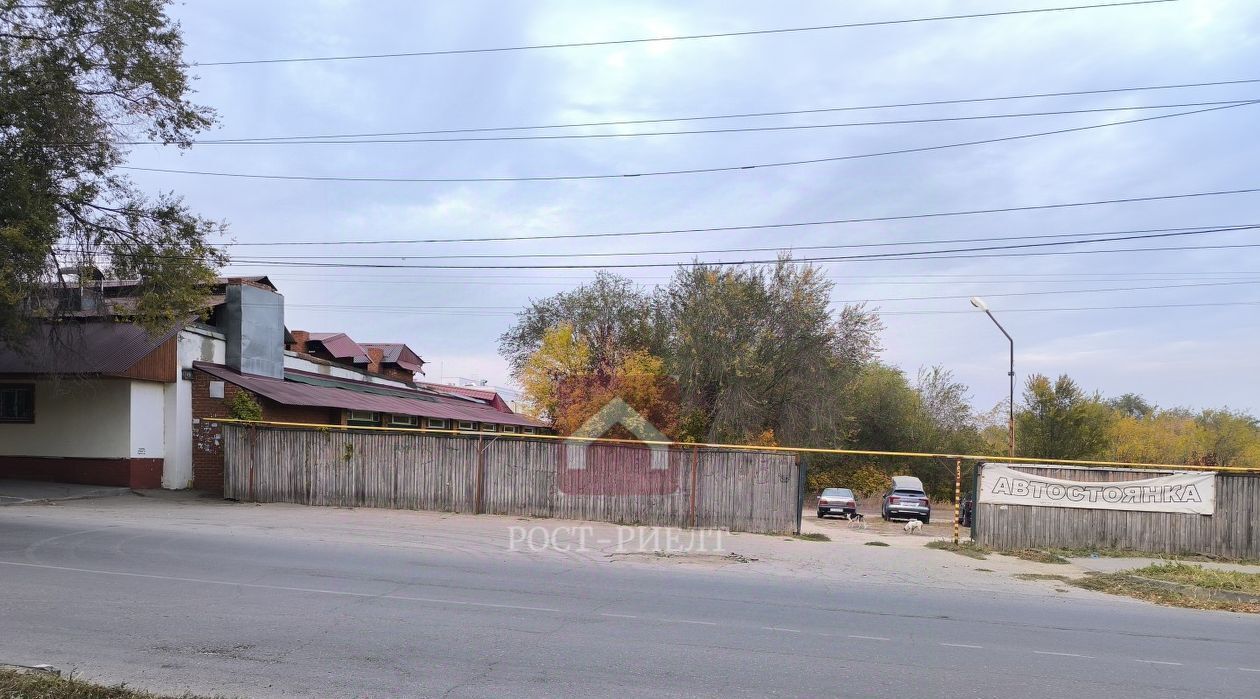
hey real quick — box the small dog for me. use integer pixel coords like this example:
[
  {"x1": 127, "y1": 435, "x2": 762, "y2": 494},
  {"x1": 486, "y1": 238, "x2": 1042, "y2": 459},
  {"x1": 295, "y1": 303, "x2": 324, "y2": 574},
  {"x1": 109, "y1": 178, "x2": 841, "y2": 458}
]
[
  {"x1": 843, "y1": 512, "x2": 867, "y2": 529},
  {"x1": 903, "y1": 519, "x2": 923, "y2": 534}
]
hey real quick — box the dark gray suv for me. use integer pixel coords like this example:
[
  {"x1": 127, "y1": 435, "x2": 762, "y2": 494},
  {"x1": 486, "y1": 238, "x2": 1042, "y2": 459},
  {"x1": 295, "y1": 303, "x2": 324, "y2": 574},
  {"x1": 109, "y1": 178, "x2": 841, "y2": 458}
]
[{"x1": 881, "y1": 475, "x2": 931, "y2": 523}]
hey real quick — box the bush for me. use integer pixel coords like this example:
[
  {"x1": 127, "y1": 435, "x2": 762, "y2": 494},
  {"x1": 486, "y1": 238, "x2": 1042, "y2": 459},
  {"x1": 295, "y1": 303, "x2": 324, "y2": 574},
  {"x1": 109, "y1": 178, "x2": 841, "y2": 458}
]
[{"x1": 227, "y1": 391, "x2": 263, "y2": 422}]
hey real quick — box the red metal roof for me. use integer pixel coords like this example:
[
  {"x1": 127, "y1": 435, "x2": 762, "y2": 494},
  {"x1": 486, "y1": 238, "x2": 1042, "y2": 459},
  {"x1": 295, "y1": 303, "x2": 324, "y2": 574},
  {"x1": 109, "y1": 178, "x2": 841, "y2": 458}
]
[
  {"x1": 194, "y1": 362, "x2": 543, "y2": 427},
  {"x1": 0, "y1": 321, "x2": 177, "y2": 375},
  {"x1": 362, "y1": 342, "x2": 425, "y2": 374},
  {"x1": 307, "y1": 333, "x2": 370, "y2": 364}
]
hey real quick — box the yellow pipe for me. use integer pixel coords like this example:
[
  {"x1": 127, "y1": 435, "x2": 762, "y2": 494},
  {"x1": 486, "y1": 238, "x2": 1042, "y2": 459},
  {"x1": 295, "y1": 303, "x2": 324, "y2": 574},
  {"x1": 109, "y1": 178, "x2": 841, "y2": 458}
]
[{"x1": 203, "y1": 418, "x2": 1258, "y2": 473}]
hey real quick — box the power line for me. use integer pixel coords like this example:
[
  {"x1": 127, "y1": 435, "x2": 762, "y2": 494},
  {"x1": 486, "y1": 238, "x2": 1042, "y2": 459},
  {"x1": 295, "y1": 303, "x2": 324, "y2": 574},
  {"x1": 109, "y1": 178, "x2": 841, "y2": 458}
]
[
  {"x1": 68, "y1": 225, "x2": 1260, "y2": 267},
  {"x1": 122, "y1": 101, "x2": 1258, "y2": 184},
  {"x1": 213, "y1": 240, "x2": 1260, "y2": 270},
  {"x1": 260, "y1": 279, "x2": 1260, "y2": 310},
  {"x1": 881, "y1": 300, "x2": 1260, "y2": 315},
  {"x1": 219, "y1": 186, "x2": 1260, "y2": 246},
  {"x1": 195, "y1": 1, "x2": 1179, "y2": 66},
  {"x1": 115, "y1": 100, "x2": 1254, "y2": 146},
  {"x1": 204, "y1": 224, "x2": 1260, "y2": 261},
  {"x1": 276, "y1": 300, "x2": 1260, "y2": 317},
  {"x1": 160, "y1": 78, "x2": 1260, "y2": 142}
]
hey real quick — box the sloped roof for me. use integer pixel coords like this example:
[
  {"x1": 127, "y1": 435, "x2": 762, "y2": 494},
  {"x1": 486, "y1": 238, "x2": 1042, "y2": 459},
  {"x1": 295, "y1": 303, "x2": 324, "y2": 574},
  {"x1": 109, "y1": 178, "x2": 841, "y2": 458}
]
[
  {"x1": 362, "y1": 342, "x2": 425, "y2": 373},
  {"x1": 0, "y1": 321, "x2": 177, "y2": 375},
  {"x1": 195, "y1": 362, "x2": 544, "y2": 427},
  {"x1": 307, "y1": 333, "x2": 370, "y2": 364}
]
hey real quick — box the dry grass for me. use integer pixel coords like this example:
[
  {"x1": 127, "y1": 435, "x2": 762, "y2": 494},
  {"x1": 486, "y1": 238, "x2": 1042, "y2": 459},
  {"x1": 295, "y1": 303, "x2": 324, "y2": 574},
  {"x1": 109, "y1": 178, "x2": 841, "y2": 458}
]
[
  {"x1": 925, "y1": 540, "x2": 990, "y2": 560},
  {"x1": 1000, "y1": 549, "x2": 1070, "y2": 565},
  {"x1": 1045, "y1": 547, "x2": 1260, "y2": 565},
  {"x1": 0, "y1": 669, "x2": 220, "y2": 699},
  {"x1": 1071, "y1": 569, "x2": 1260, "y2": 614},
  {"x1": 792, "y1": 532, "x2": 831, "y2": 542},
  {"x1": 1013, "y1": 573, "x2": 1071, "y2": 582},
  {"x1": 1130, "y1": 562, "x2": 1260, "y2": 595},
  {"x1": 864, "y1": 541, "x2": 890, "y2": 547}
]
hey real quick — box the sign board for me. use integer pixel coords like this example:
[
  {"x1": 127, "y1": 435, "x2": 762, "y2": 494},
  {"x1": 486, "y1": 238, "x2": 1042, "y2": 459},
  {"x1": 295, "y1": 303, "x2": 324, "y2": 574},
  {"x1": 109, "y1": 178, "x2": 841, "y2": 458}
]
[{"x1": 979, "y1": 464, "x2": 1215, "y2": 515}]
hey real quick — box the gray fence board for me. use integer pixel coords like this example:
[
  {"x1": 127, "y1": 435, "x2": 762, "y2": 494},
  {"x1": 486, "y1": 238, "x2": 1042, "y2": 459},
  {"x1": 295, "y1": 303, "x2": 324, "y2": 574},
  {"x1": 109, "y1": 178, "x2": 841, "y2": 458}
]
[
  {"x1": 223, "y1": 425, "x2": 800, "y2": 535},
  {"x1": 974, "y1": 463, "x2": 1260, "y2": 559}
]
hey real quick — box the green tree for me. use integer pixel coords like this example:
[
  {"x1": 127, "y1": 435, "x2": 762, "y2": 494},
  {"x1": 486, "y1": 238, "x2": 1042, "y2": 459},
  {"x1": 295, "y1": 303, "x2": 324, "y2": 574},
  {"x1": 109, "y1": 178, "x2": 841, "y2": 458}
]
[
  {"x1": 665, "y1": 259, "x2": 882, "y2": 445},
  {"x1": 1, "y1": 0, "x2": 225, "y2": 345},
  {"x1": 1016, "y1": 374, "x2": 1113, "y2": 459},
  {"x1": 498, "y1": 271, "x2": 664, "y2": 380}
]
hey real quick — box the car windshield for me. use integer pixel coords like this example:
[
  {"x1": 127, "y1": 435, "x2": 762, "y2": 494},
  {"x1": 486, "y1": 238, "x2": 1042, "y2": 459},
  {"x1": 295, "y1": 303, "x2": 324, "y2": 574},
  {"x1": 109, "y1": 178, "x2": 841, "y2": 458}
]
[{"x1": 822, "y1": 488, "x2": 852, "y2": 497}]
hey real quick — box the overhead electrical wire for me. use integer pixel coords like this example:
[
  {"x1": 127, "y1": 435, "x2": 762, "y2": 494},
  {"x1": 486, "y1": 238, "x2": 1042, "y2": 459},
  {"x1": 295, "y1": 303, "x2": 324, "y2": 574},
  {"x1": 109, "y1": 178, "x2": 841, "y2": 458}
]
[
  {"x1": 194, "y1": 1, "x2": 1178, "y2": 66},
  {"x1": 70, "y1": 225, "x2": 1260, "y2": 267},
  {"x1": 114, "y1": 100, "x2": 1256, "y2": 146},
  {"x1": 219, "y1": 185, "x2": 1260, "y2": 246},
  {"x1": 208, "y1": 240, "x2": 1260, "y2": 270},
  {"x1": 201, "y1": 224, "x2": 1260, "y2": 261},
  {"x1": 121, "y1": 101, "x2": 1259, "y2": 184},
  {"x1": 162, "y1": 77, "x2": 1260, "y2": 143}
]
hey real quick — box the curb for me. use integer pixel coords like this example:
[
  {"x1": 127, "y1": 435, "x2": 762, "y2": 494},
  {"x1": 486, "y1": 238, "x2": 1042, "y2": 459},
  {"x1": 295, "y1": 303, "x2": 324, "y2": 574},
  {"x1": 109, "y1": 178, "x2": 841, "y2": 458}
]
[
  {"x1": 1122, "y1": 575, "x2": 1260, "y2": 604},
  {"x1": 0, "y1": 487, "x2": 130, "y2": 507}
]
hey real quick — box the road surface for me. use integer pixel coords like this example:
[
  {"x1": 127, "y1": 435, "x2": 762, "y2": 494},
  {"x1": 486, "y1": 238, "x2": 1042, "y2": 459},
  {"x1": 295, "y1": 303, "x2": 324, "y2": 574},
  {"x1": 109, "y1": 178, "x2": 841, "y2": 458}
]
[{"x1": 1, "y1": 494, "x2": 1256, "y2": 698}]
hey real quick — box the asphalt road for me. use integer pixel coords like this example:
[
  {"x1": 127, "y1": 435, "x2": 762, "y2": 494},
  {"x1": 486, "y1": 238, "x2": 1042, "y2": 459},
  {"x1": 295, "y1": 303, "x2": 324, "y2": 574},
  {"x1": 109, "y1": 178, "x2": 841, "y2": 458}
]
[{"x1": 1, "y1": 498, "x2": 1258, "y2": 698}]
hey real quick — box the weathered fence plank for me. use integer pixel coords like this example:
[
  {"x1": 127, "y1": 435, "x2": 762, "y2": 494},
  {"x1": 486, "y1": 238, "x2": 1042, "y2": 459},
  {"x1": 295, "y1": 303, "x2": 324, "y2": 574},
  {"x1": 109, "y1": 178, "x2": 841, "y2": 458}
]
[
  {"x1": 223, "y1": 425, "x2": 800, "y2": 535},
  {"x1": 974, "y1": 463, "x2": 1259, "y2": 559}
]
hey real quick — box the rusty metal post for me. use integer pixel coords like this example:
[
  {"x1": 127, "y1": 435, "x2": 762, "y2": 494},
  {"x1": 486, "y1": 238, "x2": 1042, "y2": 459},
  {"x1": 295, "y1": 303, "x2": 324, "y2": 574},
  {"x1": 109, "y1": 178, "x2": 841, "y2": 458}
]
[{"x1": 953, "y1": 458, "x2": 962, "y2": 545}]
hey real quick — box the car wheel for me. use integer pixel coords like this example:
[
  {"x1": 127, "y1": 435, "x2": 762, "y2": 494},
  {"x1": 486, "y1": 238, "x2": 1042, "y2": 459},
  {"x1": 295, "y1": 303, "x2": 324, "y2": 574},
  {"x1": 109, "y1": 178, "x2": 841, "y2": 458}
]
[
  {"x1": 922, "y1": 515, "x2": 931, "y2": 524},
  {"x1": 816, "y1": 511, "x2": 824, "y2": 519}
]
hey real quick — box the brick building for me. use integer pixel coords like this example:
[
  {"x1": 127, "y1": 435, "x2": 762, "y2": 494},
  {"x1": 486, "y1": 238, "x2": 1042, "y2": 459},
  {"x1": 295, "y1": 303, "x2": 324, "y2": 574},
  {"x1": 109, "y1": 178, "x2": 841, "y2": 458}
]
[{"x1": 1, "y1": 276, "x2": 544, "y2": 492}]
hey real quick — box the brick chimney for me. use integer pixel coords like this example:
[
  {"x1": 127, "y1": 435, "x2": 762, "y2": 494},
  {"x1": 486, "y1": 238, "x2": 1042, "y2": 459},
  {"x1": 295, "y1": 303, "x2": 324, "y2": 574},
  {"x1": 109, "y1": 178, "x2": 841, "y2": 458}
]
[
  {"x1": 366, "y1": 346, "x2": 385, "y2": 375},
  {"x1": 289, "y1": 330, "x2": 310, "y2": 353}
]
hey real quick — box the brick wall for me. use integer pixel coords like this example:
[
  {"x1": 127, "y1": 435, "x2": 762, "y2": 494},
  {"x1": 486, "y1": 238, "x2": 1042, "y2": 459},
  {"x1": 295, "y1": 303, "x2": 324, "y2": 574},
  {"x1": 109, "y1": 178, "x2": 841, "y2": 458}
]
[{"x1": 191, "y1": 368, "x2": 339, "y2": 493}]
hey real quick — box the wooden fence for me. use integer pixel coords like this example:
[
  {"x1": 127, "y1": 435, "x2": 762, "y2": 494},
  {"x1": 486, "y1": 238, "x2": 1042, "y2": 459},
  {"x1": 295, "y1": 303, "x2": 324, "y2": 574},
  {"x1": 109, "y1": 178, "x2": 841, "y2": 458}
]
[
  {"x1": 974, "y1": 463, "x2": 1260, "y2": 559},
  {"x1": 221, "y1": 424, "x2": 803, "y2": 535}
]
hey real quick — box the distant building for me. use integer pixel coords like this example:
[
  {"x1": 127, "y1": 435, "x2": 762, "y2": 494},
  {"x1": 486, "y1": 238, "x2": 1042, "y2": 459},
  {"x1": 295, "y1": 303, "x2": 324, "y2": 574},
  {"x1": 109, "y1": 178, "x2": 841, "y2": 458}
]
[{"x1": 0, "y1": 277, "x2": 545, "y2": 492}]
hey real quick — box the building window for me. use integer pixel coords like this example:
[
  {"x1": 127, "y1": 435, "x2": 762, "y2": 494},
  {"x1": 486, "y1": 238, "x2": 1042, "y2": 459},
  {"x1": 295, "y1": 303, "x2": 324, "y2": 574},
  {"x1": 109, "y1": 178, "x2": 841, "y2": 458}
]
[
  {"x1": 427, "y1": 418, "x2": 447, "y2": 429},
  {"x1": 389, "y1": 414, "x2": 418, "y2": 427},
  {"x1": 347, "y1": 410, "x2": 380, "y2": 426},
  {"x1": 481, "y1": 423, "x2": 498, "y2": 432},
  {"x1": 0, "y1": 384, "x2": 35, "y2": 423},
  {"x1": 522, "y1": 426, "x2": 536, "y2": 434},
  {"x1": 502, "y1": 425, "x2": 517, "y2": 434},
  {"x1": 457, "y1": 420, "x2": 475, "y2": 431}
]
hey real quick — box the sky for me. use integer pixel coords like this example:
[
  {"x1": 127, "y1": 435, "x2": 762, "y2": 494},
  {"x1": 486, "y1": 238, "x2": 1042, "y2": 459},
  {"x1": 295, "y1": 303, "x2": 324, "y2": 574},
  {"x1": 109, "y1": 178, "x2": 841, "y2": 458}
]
[{"x1": 126, "y1": 0, "x2": 1260, "y2": 414}]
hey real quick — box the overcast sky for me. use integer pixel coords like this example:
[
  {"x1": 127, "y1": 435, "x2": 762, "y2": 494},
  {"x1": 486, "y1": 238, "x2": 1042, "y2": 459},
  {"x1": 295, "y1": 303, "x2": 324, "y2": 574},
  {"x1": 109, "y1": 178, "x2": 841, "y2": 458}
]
[{"x1": 129, "y1": 0, "x2": 1260, "y2": 414}]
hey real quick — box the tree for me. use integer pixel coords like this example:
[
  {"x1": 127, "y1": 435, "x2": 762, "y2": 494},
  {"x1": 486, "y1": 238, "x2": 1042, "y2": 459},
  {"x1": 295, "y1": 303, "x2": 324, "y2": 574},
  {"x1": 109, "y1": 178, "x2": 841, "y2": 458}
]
[
  {"x1": 664, "y1": 259, "x2": 882, "y2": 445},
  {"x1": 499, "y1": 271, "x2": 664, "y2": 379},
  {"x1": 1, "y1": 0, "x2": 225, "y2": 346},
  {"x1": 518, "y1": 324, "x2": 590, "y2": 421},
  {"x1": 1107, "y1": 392, "x2": 1155, "y2": 419},
  {"x1": 1016, "y1": 374, "x2": 1113, "y2": 459}
]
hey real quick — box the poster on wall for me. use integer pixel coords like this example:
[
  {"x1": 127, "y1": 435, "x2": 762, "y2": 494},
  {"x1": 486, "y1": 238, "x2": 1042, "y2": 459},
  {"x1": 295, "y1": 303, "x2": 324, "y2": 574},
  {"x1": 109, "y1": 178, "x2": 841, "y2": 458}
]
[{"x1": 979, "y1": 464, "x2": 1216, "y2": 515}]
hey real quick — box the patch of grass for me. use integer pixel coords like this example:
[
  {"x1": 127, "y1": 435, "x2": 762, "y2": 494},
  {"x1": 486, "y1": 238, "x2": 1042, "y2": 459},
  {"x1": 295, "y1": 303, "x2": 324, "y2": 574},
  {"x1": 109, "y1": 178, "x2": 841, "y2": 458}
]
[
  {"x1": 1044, "y1": 547, "x2": 1260, "y2": 565},
  {"x1": 1130, "y1": 562, "x2": 1260, "y2": 595},
  {"x1": 1013, "y1": 573, "x2": 1071, "y2": 582},
  {"x1": 0, "y1": 668, "x2": 220, "y2": 698},
  {"x1": 1000, "y1": 548, "x2": 1070, "y2": 565},
  {"x1": 864, "y1": 540, "x2": 890, "y2": 547},
  {"x1": 792, "y1": 532, "x2": 831, "y2": 542},
  {"x1": 974, "y1": 568, "x2": 994, "y2": 573},
  {"x1": 926, "y1": 539, "x2": 990, "y2": 560},
  {"x1": 1071, "y1": 572, "x2": 1260, "y2": 614}
]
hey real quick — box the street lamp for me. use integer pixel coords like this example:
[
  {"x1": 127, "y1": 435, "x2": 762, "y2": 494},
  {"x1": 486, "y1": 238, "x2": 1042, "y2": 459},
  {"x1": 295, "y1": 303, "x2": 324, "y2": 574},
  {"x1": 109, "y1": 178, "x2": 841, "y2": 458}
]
[{"x1": 970, "y1": 297, "x2": 1015, "y2": 458}]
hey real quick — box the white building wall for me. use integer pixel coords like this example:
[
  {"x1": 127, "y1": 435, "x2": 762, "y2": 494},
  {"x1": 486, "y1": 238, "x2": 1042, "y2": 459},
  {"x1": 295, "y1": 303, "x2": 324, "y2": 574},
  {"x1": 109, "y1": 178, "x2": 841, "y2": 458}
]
[
  {"x1": 163, "y1": 326, "x2": 226, "y2": 488},
  {"x1": 0, "y1": 379, "x2": 130, "y2": 458},
  {"x1": 284, "y1": 352, "x2": 412, "y2": 388},
  {"x1": 129, "y1": 381, "x2": 166, "y2": 459}
]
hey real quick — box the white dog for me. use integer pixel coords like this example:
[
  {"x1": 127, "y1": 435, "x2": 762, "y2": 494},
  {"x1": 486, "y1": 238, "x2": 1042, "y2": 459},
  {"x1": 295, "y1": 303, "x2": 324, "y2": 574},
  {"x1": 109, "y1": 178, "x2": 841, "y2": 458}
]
[{"x1": 903, "y1": 519, "x2": 923, "y2": 534}]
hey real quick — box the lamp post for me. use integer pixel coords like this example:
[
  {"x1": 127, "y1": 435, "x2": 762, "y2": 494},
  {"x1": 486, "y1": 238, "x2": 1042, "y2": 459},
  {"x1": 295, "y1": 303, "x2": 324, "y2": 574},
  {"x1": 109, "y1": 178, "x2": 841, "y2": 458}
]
[{"x1": 970, "y1": 297, "x2": 1015, "y2": 458}]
